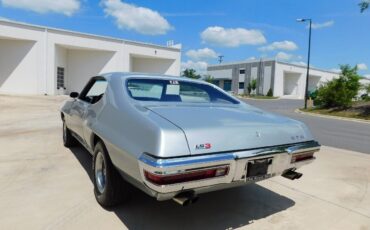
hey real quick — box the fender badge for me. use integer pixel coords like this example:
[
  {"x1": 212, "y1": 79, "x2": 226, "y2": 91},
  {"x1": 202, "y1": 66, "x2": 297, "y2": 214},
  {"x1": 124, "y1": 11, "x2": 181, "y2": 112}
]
[
  {"x1": 195, "y1": 143, "x2": 211, "y2": 150},
  {"x1": 256, "y1": 131, "x2": 261, "y2": 138}
]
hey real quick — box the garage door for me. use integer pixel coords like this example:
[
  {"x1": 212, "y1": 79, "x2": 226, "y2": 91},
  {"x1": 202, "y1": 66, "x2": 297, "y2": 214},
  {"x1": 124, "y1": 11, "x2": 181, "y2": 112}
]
[{"x1": 284, "y1": 72, "x2": 300, "y2": 96}]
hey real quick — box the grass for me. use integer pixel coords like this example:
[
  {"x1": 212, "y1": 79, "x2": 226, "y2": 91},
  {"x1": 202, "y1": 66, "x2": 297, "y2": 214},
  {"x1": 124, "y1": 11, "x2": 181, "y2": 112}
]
[
  {"x1": 301, "y1": 101, "x2": 370, "y2": 120},
  {"x1": 239, "y1": 94, "x2": 279, "y2": 99}
]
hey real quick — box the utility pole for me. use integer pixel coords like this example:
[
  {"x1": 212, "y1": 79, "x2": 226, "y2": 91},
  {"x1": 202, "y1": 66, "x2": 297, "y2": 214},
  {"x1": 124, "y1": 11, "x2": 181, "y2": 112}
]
[
  {"x1": 297, "y1": 18, "x2": 312, "y2": 109},
  {"x1": 218, "y1": 55, "x2": 224, "y2": 64}
]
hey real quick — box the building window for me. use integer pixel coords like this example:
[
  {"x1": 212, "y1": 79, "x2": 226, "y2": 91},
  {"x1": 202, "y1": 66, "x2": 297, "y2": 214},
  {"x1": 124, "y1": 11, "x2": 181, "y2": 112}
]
[
  {"x1": 57, "y1": 67, "x2": 65, "y2": 89},
  {"x1": 213, "y1": 80, "x2": 220, "y2": 86},
  {"x1": 223, "y1": 80, "x2": 232, "y2": 91},
  {"x1": 239, "y1": 69, "x2": 245, "y2": 74},
  {"x1": 239, "y1": 82, "x2": 245, "y2": 89}
]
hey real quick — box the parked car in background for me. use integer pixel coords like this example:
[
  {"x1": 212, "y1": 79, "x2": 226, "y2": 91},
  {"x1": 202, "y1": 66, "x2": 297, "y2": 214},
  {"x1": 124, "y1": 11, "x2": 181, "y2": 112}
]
[{"x1": 60, "y1": 73, "x2": 320, "y2": 207}]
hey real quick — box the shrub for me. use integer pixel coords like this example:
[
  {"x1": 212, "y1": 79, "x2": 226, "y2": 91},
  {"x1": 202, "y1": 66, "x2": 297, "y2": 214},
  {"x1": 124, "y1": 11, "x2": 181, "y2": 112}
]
[
  {"x1": 309, "y1": 90, "x2": 318, "y2": 100},
  {"x1": 251, "y1": 79, "x2": 257, "y2": 92},
  {"x1": 266, "y1": 88, "x2": 273, "y2": 97},
  {"x1": 247, "y1": 83, "x2": 252, "y2": 95},
  {"x1": 314, "y1": 65, "x2": 361, "y2": 108},
  {"x1": 203, "y1": 75, "x2": 214, "y2": 83}
]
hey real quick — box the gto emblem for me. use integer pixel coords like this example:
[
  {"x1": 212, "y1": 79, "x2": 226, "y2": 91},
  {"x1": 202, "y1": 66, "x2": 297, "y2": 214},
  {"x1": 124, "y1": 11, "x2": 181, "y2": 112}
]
[
  {"x1": 291, "y1": 135, "x2": 305, "y2": 141},
  {"x1": 256, "y1": 131, "x2": 261, "y2": 138},
  {"x1": 195, "y1": 143, "x2": 211, "y2": 150}
]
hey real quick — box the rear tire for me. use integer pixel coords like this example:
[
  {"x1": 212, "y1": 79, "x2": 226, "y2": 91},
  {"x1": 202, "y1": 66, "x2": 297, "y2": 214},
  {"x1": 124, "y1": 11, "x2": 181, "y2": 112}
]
[
  {"x1": 63, "y1": 120, "x2": 76, "y2": 147},
  {"x1": 92, "y1": 141, "x2": 131, "y2": 207}
]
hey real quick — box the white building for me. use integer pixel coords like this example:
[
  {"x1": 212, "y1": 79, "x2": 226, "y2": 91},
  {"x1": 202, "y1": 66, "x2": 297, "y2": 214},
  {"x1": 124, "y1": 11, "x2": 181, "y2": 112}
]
[
  {"x1": 207, "y1": 59, "x2": 340, "y2": 99},
  {"x1": 0, "y1": 19, "x2": 181, "y2": 95}
]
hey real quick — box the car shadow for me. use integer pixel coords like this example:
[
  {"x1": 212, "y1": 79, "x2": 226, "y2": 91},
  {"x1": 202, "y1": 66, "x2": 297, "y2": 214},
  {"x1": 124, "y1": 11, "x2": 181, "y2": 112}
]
[{"x1": 69, "y1": 146, "x2": 295, "y2": 230}]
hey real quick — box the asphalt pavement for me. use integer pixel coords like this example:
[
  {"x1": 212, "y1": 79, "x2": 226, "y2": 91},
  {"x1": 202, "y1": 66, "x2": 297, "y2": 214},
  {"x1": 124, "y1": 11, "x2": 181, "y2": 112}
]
[{"x1": 243, "y1": 98, "x2": 370, "y2": 154}]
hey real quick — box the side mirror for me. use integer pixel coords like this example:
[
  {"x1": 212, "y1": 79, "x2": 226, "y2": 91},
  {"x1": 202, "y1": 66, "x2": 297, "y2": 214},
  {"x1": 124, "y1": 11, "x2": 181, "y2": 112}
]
[{"x1": 70, "y1": 92, "x2": 79, "y2": 98}]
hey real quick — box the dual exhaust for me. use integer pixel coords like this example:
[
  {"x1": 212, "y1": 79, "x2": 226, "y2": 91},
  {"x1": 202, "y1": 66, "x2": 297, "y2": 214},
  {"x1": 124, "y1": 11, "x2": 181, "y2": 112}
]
[
  {"x1": 172, "y1": 192, "x2": 198, "y2": 206},
  {"x1": 172, "y1": 170, "x2": 302, "y2": 206},
  {"x1": 282, "y1": 170, "x2": 303, "y2": 180}
]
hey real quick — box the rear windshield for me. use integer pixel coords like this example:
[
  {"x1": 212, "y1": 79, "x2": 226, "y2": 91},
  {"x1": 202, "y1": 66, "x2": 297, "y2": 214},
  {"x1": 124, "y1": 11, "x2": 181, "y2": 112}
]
[{"x1": 126, "y1": 79, "x2": 239, "y2": 104}]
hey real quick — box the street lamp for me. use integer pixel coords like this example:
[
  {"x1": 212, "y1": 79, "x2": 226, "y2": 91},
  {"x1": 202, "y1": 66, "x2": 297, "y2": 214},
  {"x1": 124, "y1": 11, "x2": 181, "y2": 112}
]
[{"x1": 297, "y1": 18, "x2": 312, "y2": 109}]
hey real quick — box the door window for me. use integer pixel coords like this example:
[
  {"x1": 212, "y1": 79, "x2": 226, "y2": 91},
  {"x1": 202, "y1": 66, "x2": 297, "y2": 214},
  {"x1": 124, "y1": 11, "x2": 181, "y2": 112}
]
[{"x1": 80, "y1": 78, "x2": 108, "y2": 104}]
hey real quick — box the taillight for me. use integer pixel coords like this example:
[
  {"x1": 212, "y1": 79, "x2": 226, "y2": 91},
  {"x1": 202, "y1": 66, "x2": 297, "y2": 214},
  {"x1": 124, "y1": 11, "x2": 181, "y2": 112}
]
[
  {"x1": 144, "y1": 166, "x2": 229, "y2": 185},
  {"x1": 291, "y1": 152, "x2": 314, "y2": 163}
]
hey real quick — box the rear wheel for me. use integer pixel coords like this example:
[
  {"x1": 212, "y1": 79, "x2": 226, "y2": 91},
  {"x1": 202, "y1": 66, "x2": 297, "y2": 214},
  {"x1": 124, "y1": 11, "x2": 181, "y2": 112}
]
[
  {"x1": 93, "y1": 141, "x2": 131, "y2": 207},
  {"x1": 62, "y1": 120, "x2": 76, "y2": 147}
]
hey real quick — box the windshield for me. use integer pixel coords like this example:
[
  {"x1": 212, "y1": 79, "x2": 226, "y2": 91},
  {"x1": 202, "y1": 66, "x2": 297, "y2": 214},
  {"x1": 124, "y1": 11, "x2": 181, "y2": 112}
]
[{"x1": 126, "y1": 78, "x2": 239, "y2": 104}]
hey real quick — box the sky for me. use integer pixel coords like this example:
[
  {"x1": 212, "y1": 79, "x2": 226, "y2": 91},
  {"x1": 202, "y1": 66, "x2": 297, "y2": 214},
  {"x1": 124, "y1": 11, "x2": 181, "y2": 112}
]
[{"x1": 0, "y1": 0, "x2": 369, "y2": 77}]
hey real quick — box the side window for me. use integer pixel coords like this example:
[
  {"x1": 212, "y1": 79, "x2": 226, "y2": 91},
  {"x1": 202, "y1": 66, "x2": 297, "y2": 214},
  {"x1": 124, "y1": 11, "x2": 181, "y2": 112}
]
[
  {"x1": 127, "y1": 81, "x2": 163, "y2": 100},
  {"x1": 81, "y1": 79, "x2": 108, "y2": 104},
  {"x1": 180, "y1": 84, "x2": 210, "y2": 103}
]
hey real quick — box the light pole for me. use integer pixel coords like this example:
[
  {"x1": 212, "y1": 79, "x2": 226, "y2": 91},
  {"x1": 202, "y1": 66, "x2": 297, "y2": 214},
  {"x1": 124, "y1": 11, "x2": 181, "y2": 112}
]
[{"x1": 297, "y1": 18, "x2": 312, "y2": 109}]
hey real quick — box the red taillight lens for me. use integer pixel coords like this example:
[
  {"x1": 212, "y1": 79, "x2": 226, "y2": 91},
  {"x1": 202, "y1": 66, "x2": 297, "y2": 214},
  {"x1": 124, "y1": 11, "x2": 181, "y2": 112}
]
[
  {"x1": 291, "y1": 152, "x2": 314, "y2": 163},
  {"x1": 144, "y1": 166, "x2": 229, "y2": 185}
]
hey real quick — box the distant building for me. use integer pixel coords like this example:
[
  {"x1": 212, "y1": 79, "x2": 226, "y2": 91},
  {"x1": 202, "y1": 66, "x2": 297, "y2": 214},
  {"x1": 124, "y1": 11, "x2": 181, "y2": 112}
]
[
  {"x1": 207, "y1": 59, "x2": 340, "y2": 99},
  {"x1": 0, "y1": 19, "x2": 181, "y2": 95}
]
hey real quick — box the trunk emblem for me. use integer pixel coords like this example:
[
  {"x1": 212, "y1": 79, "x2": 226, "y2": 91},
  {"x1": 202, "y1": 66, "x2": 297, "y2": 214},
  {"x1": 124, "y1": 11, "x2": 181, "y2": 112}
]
[
  {"x1": 256, "y1": 131, "x2": 261, "y2": 138},
  {"x1": 195, "y1": 143, "x2": 211, "y2": 150}
]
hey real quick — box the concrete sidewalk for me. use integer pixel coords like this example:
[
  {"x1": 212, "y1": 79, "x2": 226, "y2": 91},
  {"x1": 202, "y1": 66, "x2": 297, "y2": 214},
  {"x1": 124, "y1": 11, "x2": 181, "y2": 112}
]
[{"x1": 0, "y1": 95, "x2": 369, "y2": 230}]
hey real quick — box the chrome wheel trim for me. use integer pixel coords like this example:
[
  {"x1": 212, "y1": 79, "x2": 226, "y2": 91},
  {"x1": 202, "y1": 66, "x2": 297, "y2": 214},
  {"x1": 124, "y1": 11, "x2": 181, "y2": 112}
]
[
  {"x1": 95, "y1": 151, "x2": 106, "y2": 194},
  {"x1": 63, "y1": 122, "x2": 67, "y2": 143}
]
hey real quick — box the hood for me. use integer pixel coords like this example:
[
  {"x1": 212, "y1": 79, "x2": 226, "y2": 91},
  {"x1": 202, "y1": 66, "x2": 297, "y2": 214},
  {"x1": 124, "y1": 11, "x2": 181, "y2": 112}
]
[{"x1": 147, "y1": 104, "x2": 313, "y2": 155}]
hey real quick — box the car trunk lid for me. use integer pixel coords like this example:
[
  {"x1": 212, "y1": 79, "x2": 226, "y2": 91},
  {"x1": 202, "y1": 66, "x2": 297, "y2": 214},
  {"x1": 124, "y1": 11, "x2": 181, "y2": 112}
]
[{"x1": 147, "y1": 105, "x2": 311, "y2": 155}]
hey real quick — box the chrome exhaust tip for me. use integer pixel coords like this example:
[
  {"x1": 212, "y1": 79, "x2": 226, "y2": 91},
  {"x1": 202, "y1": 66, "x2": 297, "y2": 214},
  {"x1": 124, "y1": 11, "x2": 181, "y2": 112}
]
[
  {"x1": 282, "y1": 170, "x2": 303, "y2": 180},
  {"x1": 172, "y1": 192, "x2": 198, "y2": 206},
  {"x1": 173, "y1": 196, "x2": 191, "y2": 206}
]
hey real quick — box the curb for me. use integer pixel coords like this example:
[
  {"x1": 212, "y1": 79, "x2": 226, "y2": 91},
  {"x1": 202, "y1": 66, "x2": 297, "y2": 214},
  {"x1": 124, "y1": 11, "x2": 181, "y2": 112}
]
[
  {"x1": 295, "y1": 109, "x2": 370, "y2": 124},
  {"x1": 238, "y1": 97, "x2": 280, "y2": 101}
]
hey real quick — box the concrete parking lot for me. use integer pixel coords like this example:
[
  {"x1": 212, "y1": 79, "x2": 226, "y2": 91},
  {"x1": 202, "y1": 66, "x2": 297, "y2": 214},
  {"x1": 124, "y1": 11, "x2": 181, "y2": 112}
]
[{"x1": 0, "y1": 95, "x2": 370, "y2": 230}]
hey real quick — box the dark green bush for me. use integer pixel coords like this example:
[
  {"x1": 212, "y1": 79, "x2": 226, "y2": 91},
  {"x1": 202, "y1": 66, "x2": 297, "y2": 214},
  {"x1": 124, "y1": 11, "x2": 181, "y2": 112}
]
[
  {"x1": 309, "y1": 90, "x2": 318, "y2": 100},
  {"x1": 266, "y1": 88, "x2": 273, "y2": 97},
  {"x1": 314, "y1": 65, "x2": 361, "y2": 108}
]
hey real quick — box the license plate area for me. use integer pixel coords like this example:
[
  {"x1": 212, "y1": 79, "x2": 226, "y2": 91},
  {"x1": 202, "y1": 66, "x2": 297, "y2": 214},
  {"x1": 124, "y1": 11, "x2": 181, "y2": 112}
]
[{"x1": 246, "y1": 158, "x2": 272, "y2": 180}]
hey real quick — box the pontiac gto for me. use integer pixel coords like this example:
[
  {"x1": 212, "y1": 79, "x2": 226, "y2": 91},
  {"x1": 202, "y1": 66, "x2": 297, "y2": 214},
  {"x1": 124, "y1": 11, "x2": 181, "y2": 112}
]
[{"x1": 61, "y1": 73, "x2": 320, "y2": 207}]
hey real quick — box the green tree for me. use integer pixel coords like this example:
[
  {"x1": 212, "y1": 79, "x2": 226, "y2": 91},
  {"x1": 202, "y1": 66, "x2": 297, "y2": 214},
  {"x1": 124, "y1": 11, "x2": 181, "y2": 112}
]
[
  {"x1": 251, "y1": 79, "x2": 257, "y2": 94},
  {"x1": 203, "y1": 75, "x2": 214, "y2": 83},
  {"x1": 182, "y1": 68, "x2": 201, "y2": 79},
  {"x1": 359, "y1": 0, "x2": 369, "y2": 12},
  {"x1": 361, "y1": 83, "x2": 370, "y2": 100},
  {"x1": 315, "y1": 65, "x2": 361, "y2": 108}
]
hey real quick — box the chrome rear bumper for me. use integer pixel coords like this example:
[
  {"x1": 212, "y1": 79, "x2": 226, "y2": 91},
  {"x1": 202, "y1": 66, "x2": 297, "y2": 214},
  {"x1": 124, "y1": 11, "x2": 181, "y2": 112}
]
[{"x1": 138, "y1": 141, "x2": 320, "y2": 200}]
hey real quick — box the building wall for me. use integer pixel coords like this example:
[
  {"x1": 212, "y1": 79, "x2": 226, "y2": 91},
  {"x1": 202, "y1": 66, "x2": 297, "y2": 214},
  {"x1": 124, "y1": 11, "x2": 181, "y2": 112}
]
[
  {"x1": 207, "y1": 60, "x2": 339, "y2": 99},
  {"x1": 0, "y1": 39, "x2": 39, "y2": 94},
  {"x1": 207, "y1": 60, "x2": 275, "y2": 95},
  {"x1": 0, "y1": 20, "x2": 181, "y2": 95},
  {"x1": 65, "y1": 49, "x2": 117, "y2": 93},
  {"x1": 130, "y1": 56, "x2": 176, "y2": 74},
  {"x1": 125, "y1": 42, "x2": 180, "y2": 75},
  {"x1": 274, "y1": 62, "x2": 339, "y2": 99},
  {"x1": 207, "y1": 69, "x2": 232, "y2": 80}
]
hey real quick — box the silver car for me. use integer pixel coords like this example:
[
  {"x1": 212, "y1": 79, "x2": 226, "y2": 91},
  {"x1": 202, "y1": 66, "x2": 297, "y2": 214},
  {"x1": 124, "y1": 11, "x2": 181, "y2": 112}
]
[{"x1": 61, "y1": 72, "x2": 320, "y2": 207}]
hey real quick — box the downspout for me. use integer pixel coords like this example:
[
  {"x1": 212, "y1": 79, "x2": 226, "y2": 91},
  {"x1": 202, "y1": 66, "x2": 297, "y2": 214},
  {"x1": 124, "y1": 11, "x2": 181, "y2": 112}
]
[{"x1": 44, "y1": 28, "x2": 48, "y2": 95}]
